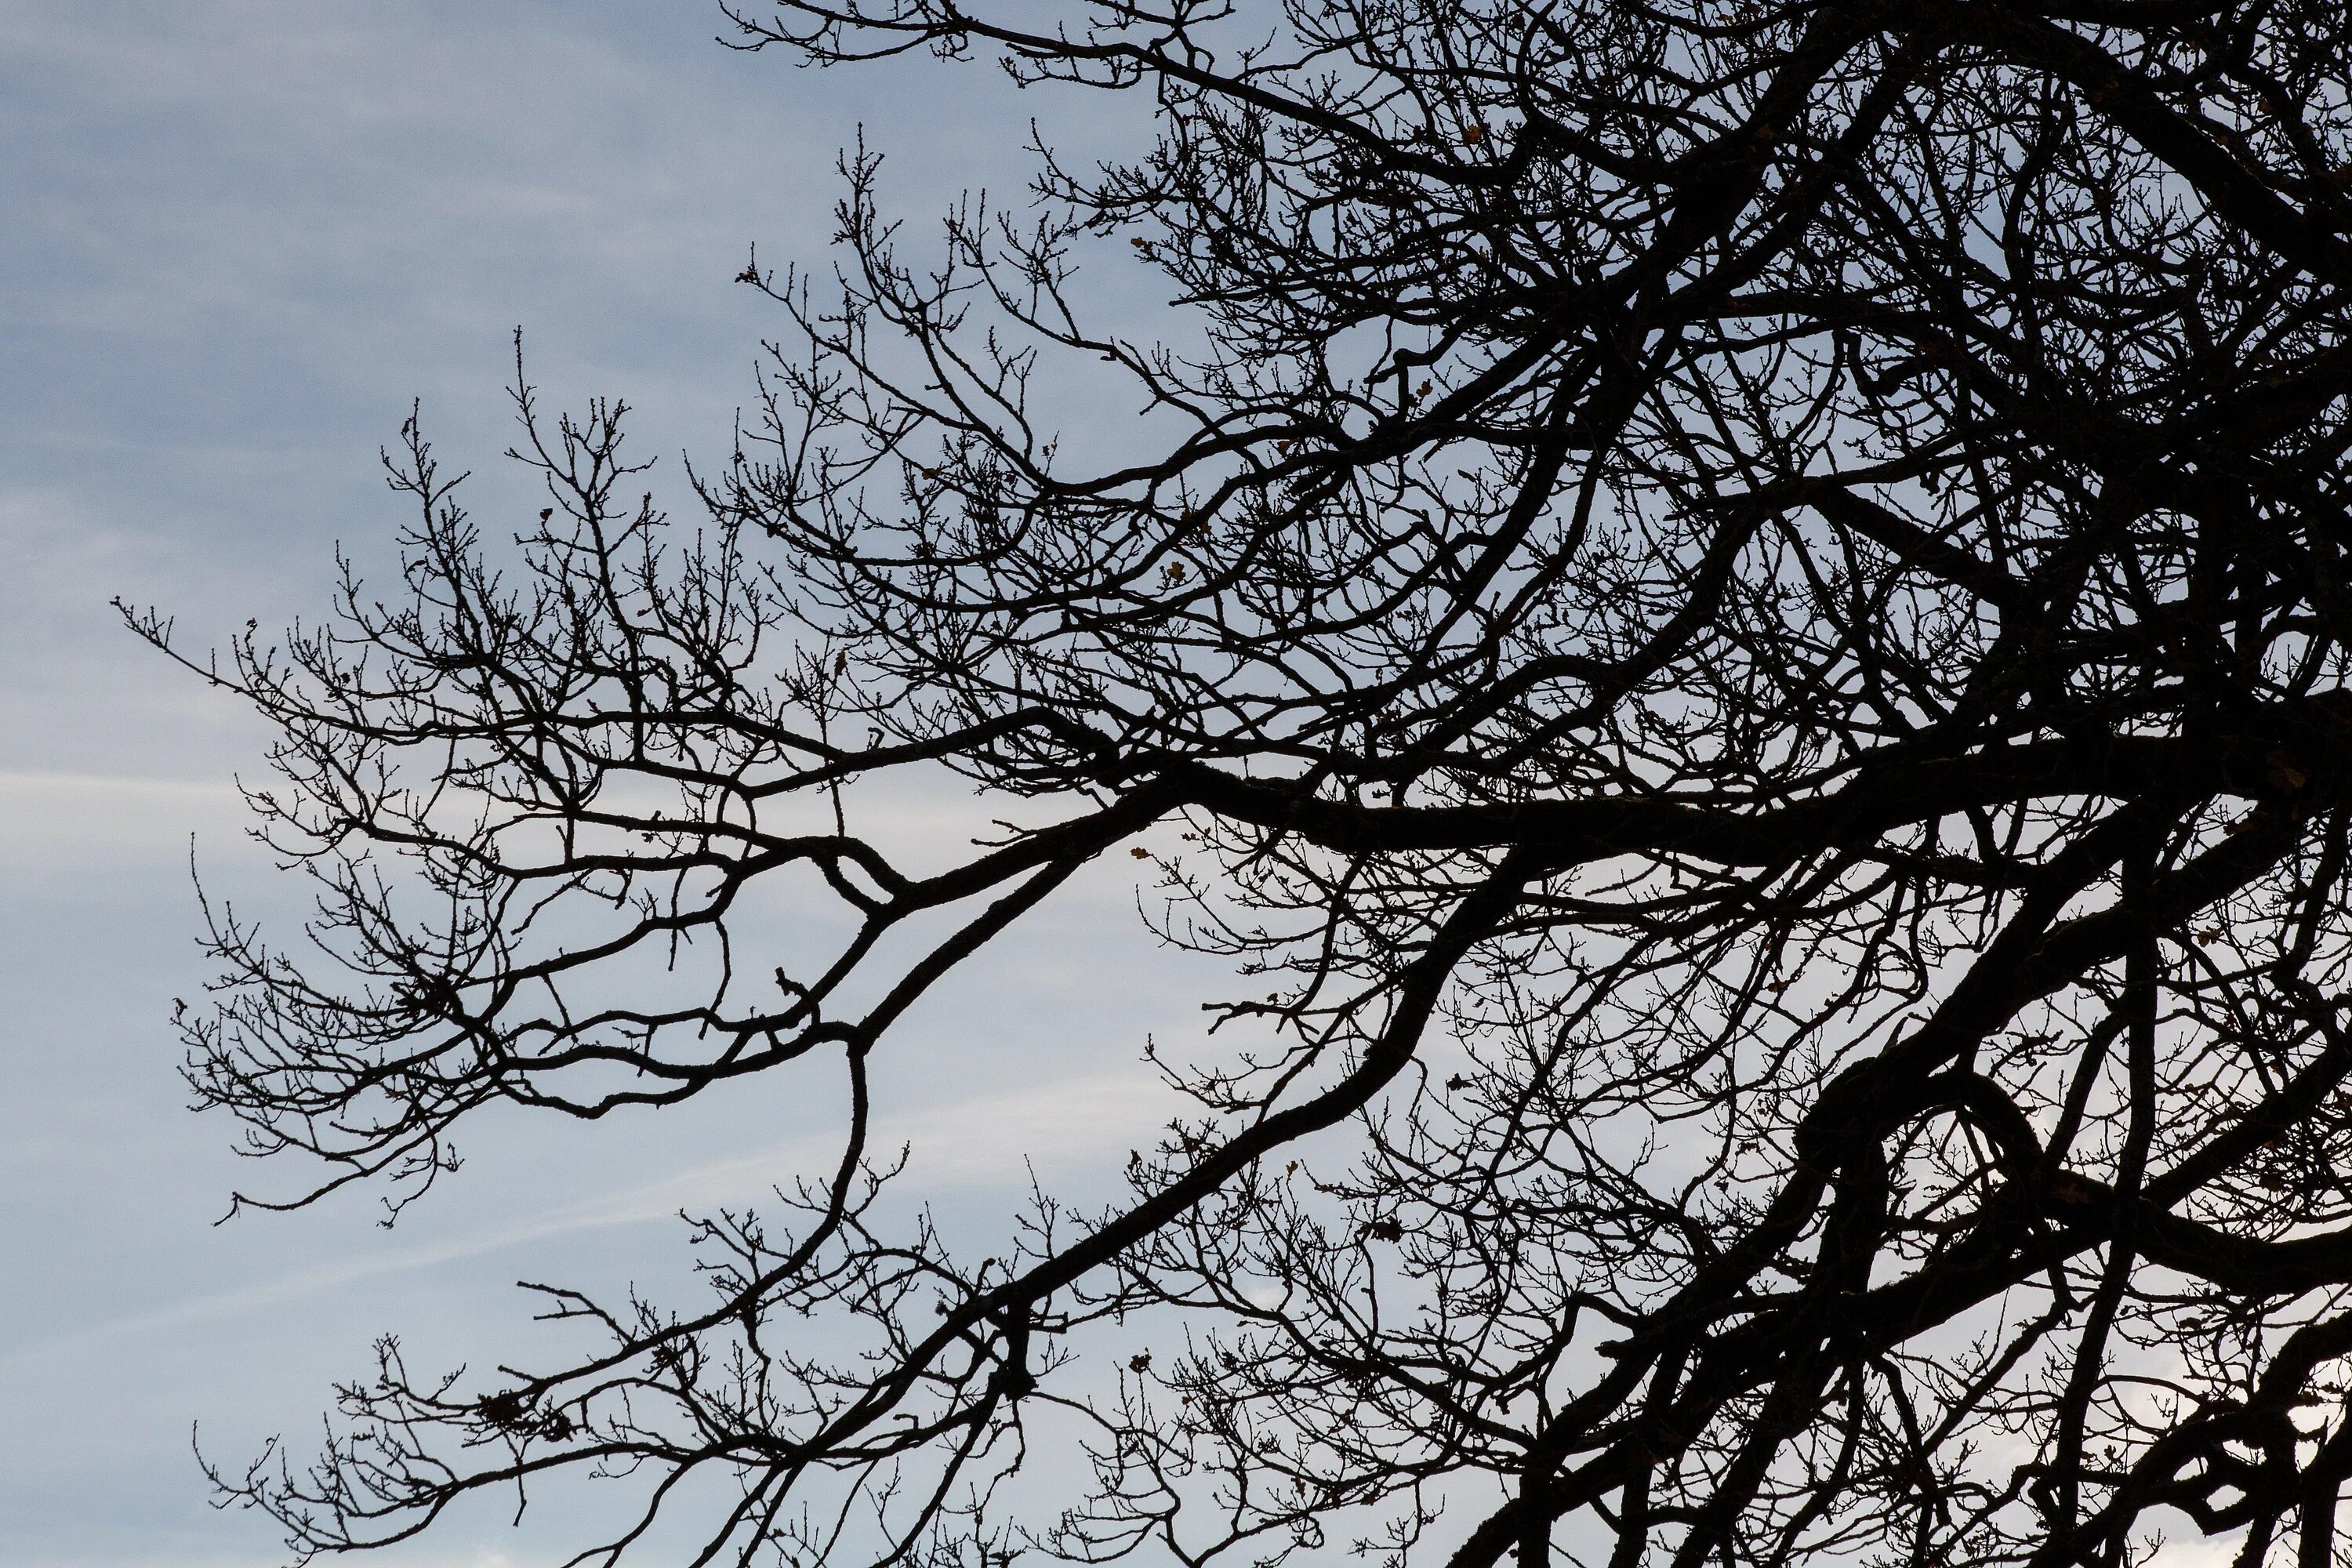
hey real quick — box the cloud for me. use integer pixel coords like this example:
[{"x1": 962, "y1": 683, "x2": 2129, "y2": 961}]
[
  {"x1": 0, "y1": 1065, "x2": 1165, "y2": 1374},
  {"x1": 0, "y1": 5, "x2": 1189, "y2": 1563},
  {"x1": 0, "y1": 768, "x2": 249, "y2": 876}
]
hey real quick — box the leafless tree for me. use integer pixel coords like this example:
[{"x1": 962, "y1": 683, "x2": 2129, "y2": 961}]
[{"x1": 125, "y1": 2, "x2": 2352, "y2": 1567}]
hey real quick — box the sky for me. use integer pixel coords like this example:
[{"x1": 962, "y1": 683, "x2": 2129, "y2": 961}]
[
  {"x1": 0, "y1": 5, "x2": 1205, "y2": 1563},
  {"x1": 0, "y1": 10, "x2": 2295, "y2": 1568}
]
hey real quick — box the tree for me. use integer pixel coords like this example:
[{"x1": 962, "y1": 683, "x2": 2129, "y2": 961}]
[{"x1": 125, "y1": 1, "x2": 2352, "y2": 1566}]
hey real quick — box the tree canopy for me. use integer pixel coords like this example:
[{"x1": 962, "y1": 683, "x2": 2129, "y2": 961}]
[{"x1": 129, "y1": 3, "x2": 2352, "y2": 1567}]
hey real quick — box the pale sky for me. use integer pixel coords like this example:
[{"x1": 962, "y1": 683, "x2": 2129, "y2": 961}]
[{"x1": 0, "y1": 5, "x2": 1200, "y2": 1562}]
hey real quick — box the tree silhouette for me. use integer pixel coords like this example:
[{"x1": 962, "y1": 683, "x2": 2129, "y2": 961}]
[{"x1": 127, "y1": 2, "x2": 2352, "y2": 1567}]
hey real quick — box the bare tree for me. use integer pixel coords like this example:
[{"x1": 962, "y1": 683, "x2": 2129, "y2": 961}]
[{"x1": 126, "y1": 2, "x2": 2352, "y2": 1566}]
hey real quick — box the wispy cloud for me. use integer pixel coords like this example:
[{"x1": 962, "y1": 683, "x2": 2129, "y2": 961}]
[
  {"x1": 1, "y1": 767, "x2": 248, "y2": 847},
  {"x1": 0, "y1": 5, "x2": 1174, "y2": 1562},
  {"x1": 0, "y1": 1067, "x2": 1165, "y2": 1373}
]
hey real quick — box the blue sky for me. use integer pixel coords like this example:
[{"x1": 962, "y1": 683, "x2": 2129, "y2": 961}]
[{"x1": 0, "y1": 5, "x2": 1200, "y2": 1562}]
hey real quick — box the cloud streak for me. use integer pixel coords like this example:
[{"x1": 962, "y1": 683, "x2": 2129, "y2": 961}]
[
  {"x1": 0, "y1": 5, "x2": 1178, "y2": 1561},
  {"x1": 0, "y1": 1067, "x2": 1166, "y2": 1374}
]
